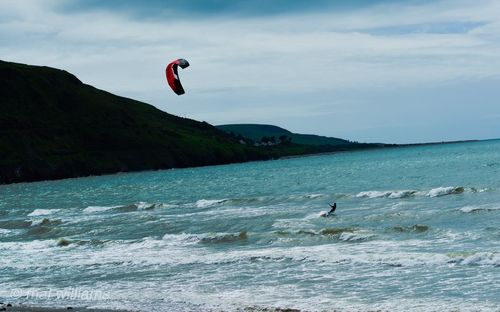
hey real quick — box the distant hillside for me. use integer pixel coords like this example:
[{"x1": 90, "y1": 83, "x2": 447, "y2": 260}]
[
  {"x1": 216, "y1": 124, "x2": 364, "y2": 146},
  {"x1": 0, "y1": 60, "x2": 274, "y2": 184}
]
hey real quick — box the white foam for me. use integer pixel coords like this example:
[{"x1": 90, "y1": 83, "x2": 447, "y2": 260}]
[
  {"x1": 459, "y1": 204, "x2": 500, "y2": 213},
  {"x1": 27, "y1": 209, "x2": 59, "y2": 216},
  {"x1": 161, "y1": 231, "x2": 248, "y2": 247},
  {"x1": 0, "y1": 239, "x2": 55, "y2": 252},
  {"x1": 136, "y1": 202, "x2": 154, "y2": 210},
  {"x1": 195, "y1": 199, "x2": 228, "y2": 208},
  {"x1": 356, "y1": 187, "x2": 471, "y2": 199},
  {"x1": 83, "y1": 205, "x2": 121, "y2": 213},
  {"x1": 460, "y1": 252, "x2": 500, "y2": 266},
  {"x1": 356, "y1": 190, "x2": 392, "y2": 198},
  {"x1": 2, "y1": 234, "x2": 499, "y2": 278},
  {"x1": 426, "y1": 186, "x2": 463, "y2": 197},
  {"x1": 161, "y1": 233, "x2": 201, "y2": 246},
  {"x1": 153, "y1": 203, "x2": 178, "y2": 209},
  {"x1": 30, "y1": 219, "x2": 47, "y2": 226},
  {"x1": 460, "y1": 206, "x2": 480, "y2": 213},
  {"x1": 356, "y1": 190, "x2": 416, "y2": 199},
  {"x1": 388, "y1": 190, "x2": 416, "y2": 198},
  {"x1": 0, "y1": 228, "x2": 13, "y2": 236},
  {"x1": 339, "y1": 231, "x2": 375, "y2": 242}
]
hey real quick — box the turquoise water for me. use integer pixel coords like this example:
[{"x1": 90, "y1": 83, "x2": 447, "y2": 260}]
[{"x1": 1, "y1": 141, "x2": 499, "y2": 311}]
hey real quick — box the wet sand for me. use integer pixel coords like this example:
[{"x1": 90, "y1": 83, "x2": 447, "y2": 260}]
[
  {"x1": 0, "y1": 303, "x2": 304, "y2": 312},
  {"x1": 0, "y1": 304, "x2": 136, "y2": 312}
]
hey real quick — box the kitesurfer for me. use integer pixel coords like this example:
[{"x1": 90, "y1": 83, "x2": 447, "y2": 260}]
[{"x1": 327, "y1": 203, "x2": 337, "y2": 216}]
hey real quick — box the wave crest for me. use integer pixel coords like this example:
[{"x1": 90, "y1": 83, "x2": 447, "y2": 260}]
[
  {"x1": 356, "y1": 186, "x2": 483, "y2": 200},
  {"x1": 27, "y1": 209, "x2": 60, "y2": 216},
  {"x1": 195, "y1": 199, "x2": 228, "y2": 208},
  {"x1": 447, "y1": 252, "x2": 500, "y2": 266},
  {"x1": 161, "y1": 231, "x2": 248, "y2": 246},
  {"x1": 459, "y1": 205, "x2": 500, "y2": 213},
  {"x1": 83, "y1": 205, "x2": 121, "y2": 213},
  {"x1": 426, "y1": 186, "x2": 464, "y2": 197},
  {"x1": 83, "y1": 202, "x2": 175, "y2": 214},
  {"x1": 200, "y1": 231, "x2": 248, "y2": 244},
  {"x1": 356, "y1": 190, "x2": 416, "y2": 199}
]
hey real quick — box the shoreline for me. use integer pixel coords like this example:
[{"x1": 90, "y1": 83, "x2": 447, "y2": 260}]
[
  {"x1": 282, "y1": 138, "x2": 482, "y2": 159},
  {"x1": 0, "y1": 138, "x2": 485, "y2": 186},
  {"x1": 0, "y1": 304, "x2": 136, "y2": 312},
  {"x1": 0, "y1": 304, "x2": 305, "y2": 312}
]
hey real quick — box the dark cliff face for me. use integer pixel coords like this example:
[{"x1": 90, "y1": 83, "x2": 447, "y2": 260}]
[{"x1": 0, "y1": 60, "x2": 268, "y2": 184}]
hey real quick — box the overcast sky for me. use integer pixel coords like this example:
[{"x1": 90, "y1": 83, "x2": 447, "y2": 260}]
[{"x1": 1, "y1": 0, "x2": 500, "y2": 143}]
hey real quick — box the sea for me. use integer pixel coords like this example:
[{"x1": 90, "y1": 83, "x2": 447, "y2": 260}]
[{"x1": 0, "y1": 140, "x2": 499, "y2": 312}]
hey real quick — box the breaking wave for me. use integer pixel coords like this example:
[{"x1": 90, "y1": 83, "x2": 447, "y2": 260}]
[
  {"x1": 25, "y1": 218, "x2": 63, "y2": 236},
  {"x1": 161, "y1": 231, "x2": 249, "y2": 246},
  {"x1": 273, "y1": 227, "x2": 375, "y2": 242},
  {"x1": 195, "y1": 199, "x2": 229, "y2": 208},
  {"x1": 356, "y1": 186, "x2": 485, "y2": 199},
  {"x1": 446, "y1": 252, "x2": 500, "y2": 267},
  {"x1": 83, "y1": 205, "x2": 121, "y2": 213},
  {"x1": 30, "y1": 218, "x2": 62, "y2": 227},
  {"x1": 459, "y1": 205, "x2": 500, "y2": 213},
  {"x1": 83, "y1": 202, "x2": 175, "y2": 214},
  {"x1": 426, "y1": 186, "x2": 465, "y2": 197},
  {"x1": 0, "y1": 228, "x2": 13, "y2": 236},
  {"x1": 200, "y1": 231, "x2": 248, "y2": 244},
  {"x1": 27, "y1": 209, "x2": 60, "y2": 216},
  {"x1": 356, "y1": 190, "x2": 417, "y2": 199}
]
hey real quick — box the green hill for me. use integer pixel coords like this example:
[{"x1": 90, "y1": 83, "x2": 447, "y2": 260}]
[
  {"x1": 216, "y1": 124, "x2": 363, "y2": 146},
  {"x1": 0, "y1": 60, "x2": 273, "y2": 184}
]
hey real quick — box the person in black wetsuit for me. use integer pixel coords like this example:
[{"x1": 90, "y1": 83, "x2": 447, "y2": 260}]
[{"x1": 327, "y1": 203, "x2": 337, "y2": 216}]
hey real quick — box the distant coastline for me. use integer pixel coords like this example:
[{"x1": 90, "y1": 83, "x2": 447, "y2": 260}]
[
  {"x1": 397, "y1": 139, "x2": 480, "y2": 147},
  {"x1": 279, "y1": 139, "x2": 481, "y2": 160}
]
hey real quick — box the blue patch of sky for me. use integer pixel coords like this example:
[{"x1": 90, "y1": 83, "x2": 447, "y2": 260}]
[
  {"x1": 56, "y1": 0, "x2": 426, "y2": 19},
  {"x1": 357, "y1": 21, "x2": 486, "y2": 36}
]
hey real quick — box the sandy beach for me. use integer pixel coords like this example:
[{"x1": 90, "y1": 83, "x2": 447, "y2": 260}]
[
  {"x1": 0, "y1": 304, "x2": 305, "y2": 312},
  {"x1": 0, "y1": 304, "x2": 135, "y2": 312}
]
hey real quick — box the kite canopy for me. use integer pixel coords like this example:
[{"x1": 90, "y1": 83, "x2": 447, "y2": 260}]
[{"x1": 166, "y1": 58, "x2": 190, "y2": 95}]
